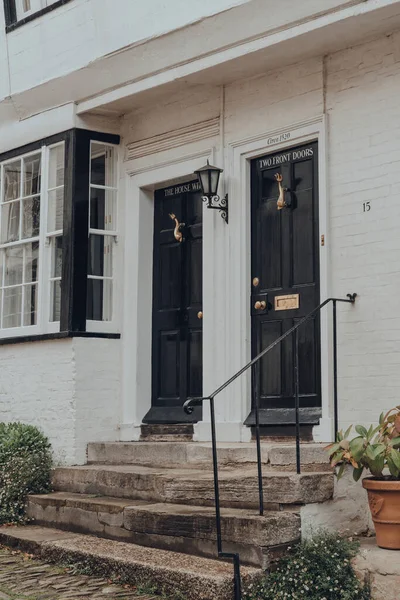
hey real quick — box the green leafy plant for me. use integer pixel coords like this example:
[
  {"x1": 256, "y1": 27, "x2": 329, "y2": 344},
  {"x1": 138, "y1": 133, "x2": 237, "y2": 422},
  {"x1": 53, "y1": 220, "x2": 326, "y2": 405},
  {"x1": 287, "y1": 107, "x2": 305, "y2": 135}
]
[
  {"x1": 326, "y1": 406, "x2": 400, "y2": 481},
  {"x1": 0, "y1": 422, "x2": 53, "y2": 524},
  {"x1": 243, "y1": 532, "x2": 370, "y2": 600}
]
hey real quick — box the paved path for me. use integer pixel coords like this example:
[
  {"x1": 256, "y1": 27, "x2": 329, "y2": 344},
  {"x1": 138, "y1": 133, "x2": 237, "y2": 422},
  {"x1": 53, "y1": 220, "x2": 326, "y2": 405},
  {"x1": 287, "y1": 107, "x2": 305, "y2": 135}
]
[{"x1": 0, "y1": 546, "x2": 156, "y2": 600}]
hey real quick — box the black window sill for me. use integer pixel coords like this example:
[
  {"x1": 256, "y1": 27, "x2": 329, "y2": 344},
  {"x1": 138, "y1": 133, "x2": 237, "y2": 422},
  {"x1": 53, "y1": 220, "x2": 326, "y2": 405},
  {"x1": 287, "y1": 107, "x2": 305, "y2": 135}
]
[
  {"x1": 0, "y1": 331, "x2": 121, "y2": 346},
  {"x1": 5, "y1": 0, "x2": 73, "y2": 33}
]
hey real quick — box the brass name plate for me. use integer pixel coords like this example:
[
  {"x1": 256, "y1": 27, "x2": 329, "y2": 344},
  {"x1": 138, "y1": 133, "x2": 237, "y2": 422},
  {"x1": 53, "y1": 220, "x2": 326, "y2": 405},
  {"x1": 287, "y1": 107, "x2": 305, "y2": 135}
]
[{"x1": 275, "y1": 294, "x2": 300, "y2": 311}]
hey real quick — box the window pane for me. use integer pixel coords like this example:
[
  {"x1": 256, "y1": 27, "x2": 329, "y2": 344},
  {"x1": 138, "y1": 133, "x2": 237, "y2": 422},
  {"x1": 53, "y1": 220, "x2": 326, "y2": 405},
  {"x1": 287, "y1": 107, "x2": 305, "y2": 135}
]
[
  {"x1": 3, "y1": 287, "x2": 22, "y2": 329},
  {"x1": 22, "y1": 196, "x2": 40, "y2": 239},
  {"x1": 47, "y1": 188, "x2": 64, "y2": 232},
  {"x1": 5, "y1": 246, "x2": 23, "y2": 286},
  {"x1": 23, "y1": 284, "x2": 38, "y2": 326},
  {"x1": 50, "y1": 280, "x2": 61, "y2": 322},
  {"x1": 23, "y1": 154, "x2": 41, "y2": 197},
  {"x1": 48, "y1": 145, "x2": 65, "y2": 189},
  {"x1": 90, "y1": 188, "x2": 116, "y2": 231},
  {"x1": 51, "y1": 237, "x2": 62, "y2": 278},
  {"x1": 4, "y1": 161, "x2": 21, "y2": 202},
  {"x1": 1, "y1": 201, "x2": 20, "y2": 243},
  {"x1": 90, "y1": 144, "x2": 116, "y2": 187},
  {"x1": 88, "y1": 235, "x2": 113, "y2": 277},
  {"x1": 24, "y1": 242, "x2": 39, "y2": 283},
  {"x1": 87, "y1": 278, "x2": 112, "y2": 322}
]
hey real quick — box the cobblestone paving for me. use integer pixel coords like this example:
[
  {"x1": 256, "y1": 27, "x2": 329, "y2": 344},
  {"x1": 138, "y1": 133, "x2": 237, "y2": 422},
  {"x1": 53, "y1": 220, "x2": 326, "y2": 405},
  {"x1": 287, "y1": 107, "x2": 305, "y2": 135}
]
[{"x1": 0, "y1": 547, "x2": 156, "y2": 600}]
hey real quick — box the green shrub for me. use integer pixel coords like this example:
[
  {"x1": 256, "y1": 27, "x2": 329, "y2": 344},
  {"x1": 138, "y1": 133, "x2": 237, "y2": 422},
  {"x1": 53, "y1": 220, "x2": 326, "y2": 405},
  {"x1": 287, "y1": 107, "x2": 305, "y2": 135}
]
[
  {"x1": 243, "y1": 532, "x2": 370, "y2": 600},
  {"x1": 0, "y1": 422, "x2": 52, "y2": 524}
]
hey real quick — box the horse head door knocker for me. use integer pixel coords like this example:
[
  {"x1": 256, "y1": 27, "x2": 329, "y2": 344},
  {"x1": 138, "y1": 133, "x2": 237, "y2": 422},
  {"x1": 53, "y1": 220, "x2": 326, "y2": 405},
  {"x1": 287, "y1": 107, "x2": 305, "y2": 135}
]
[
  {"x1": 169, "y1": 213, "x2": 185, "y2": 243},
  {"x1": 275, "y1": 173, "x2": 288, "y2": 210}
]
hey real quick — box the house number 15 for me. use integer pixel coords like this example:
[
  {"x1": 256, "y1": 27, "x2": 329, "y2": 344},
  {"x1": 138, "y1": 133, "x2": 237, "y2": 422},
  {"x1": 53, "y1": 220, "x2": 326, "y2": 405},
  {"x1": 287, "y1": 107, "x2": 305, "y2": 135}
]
[{"x1": 363, "y1": 202, "x2": 371, "y2": 212}]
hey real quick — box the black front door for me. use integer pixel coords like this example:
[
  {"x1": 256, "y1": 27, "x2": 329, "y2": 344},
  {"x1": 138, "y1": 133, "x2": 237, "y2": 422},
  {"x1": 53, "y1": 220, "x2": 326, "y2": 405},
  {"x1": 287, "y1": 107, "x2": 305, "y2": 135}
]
[
  {"x1": 144, "y1": 181, "x2": 203, "y2": 424},
  {"x1": 247, "y1": 142, "x2": 321, "y2": 430}
]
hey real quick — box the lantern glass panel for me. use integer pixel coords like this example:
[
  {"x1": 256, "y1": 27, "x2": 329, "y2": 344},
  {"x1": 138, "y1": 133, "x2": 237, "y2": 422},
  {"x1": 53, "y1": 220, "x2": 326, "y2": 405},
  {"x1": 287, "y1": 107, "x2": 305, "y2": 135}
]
[
  {"x1": 210, "y1": 169, "x2": 220, "y2": 196},
  {"x1": 198, "y1": 170, "x2": 211, "y2": 196}
]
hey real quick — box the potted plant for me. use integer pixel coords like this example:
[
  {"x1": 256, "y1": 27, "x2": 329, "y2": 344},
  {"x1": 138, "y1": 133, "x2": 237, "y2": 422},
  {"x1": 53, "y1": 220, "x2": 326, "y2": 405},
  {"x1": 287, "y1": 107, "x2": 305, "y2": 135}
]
[{"x1": 326, "y1": 406, "x2": 400, "y2": 549}]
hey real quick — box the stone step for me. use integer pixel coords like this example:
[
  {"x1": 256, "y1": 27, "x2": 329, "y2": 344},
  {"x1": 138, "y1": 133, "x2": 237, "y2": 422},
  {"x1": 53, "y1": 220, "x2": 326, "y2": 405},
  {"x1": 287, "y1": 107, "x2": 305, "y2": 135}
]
[
  {"x1": 52, "y1": 464, "x2": 334, "y2": 508},
  {"x1": 0, "y1": 525, "x2": 261, "y2": 600},
  {"x1": 87, "y1": 441, "x2": 331, "y2": 471},
  {"x1": 27, "y1": 492, "x2": 301, "y2": 568}
]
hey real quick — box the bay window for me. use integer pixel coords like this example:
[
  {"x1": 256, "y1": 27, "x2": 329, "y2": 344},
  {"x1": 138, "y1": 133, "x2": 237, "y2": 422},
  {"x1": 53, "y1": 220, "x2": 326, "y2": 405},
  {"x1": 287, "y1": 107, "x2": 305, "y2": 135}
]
[{"x1": 0, "y1": 128, "x2": 120, "y2": 341}]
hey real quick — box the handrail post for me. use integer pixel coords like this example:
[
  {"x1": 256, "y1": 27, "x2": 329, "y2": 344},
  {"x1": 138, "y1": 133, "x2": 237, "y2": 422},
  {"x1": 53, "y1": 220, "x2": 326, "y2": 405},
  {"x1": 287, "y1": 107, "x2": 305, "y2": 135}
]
[
  {"x1": 333, "y1": 300, "x2": 338, "y2": 441},
  {"x1": 209, "y1": 396, "x2": 222, "y2": 555},
  {"x1": 209, "y1": 396, "x2": 242, "y2": 600},
  {"x1": 252, "y1": 361, "x2": 264, "y2": 516},
  {"x1": 294, "y1": 328, "x2": 301, "y2": 475}
]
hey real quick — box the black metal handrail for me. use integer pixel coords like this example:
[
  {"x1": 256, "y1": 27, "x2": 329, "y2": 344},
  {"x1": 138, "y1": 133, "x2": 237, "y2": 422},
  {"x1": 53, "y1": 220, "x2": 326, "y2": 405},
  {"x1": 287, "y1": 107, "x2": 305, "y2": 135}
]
[{"x1": 184, "y1": 293, "x2": 357, "y2": 600}]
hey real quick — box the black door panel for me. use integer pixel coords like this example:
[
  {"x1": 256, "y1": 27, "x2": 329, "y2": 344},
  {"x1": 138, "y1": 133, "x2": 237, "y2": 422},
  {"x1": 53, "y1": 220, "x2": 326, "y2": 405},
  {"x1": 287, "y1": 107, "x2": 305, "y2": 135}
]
[
  {"x1": 144, "y1": 180, "x2": 203, "y2": 424},
  {"x1": 247, "y1": 142, "x2": 321, "y2": 427}
]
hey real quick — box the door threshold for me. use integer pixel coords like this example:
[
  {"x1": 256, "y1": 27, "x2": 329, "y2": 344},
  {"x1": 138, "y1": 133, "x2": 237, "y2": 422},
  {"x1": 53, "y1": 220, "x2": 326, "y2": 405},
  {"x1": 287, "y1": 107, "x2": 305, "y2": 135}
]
[
  {"x1": 140, "y1": 423, "x2": 194, "y2": 442},
  {"x1": 244, "y1": 407, "x2": 322, "y2": 427},
  {"x1": 142, "y1": 406, "x2": 201, "y2": 425}
]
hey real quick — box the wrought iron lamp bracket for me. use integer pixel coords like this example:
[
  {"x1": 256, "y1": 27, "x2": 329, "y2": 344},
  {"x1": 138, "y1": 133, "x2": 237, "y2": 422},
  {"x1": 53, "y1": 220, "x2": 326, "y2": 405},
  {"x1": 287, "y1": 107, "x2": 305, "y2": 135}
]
[{"x1": 202, "y1": 194, "x2": 229, "y2": 224}]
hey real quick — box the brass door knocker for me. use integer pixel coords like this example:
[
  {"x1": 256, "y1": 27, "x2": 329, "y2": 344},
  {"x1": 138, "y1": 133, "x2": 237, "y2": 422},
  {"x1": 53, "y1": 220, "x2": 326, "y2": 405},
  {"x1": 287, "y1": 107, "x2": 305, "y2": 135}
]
[
  {"x1": 169, "y1": 213, "x2": 185, "y2": 243},
  {"x1": 275, "y1": 173, "x2": 287, "y2": 210}
]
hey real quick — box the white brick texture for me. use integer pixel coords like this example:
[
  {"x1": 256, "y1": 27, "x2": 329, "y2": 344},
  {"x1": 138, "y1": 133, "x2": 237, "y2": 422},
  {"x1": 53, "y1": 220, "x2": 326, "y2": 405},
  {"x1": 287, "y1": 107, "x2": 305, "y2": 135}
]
[
  {"x1": 327, "y1": 31, "x2": 400, "y2": 432},
  {"x1": 0, "y1": 338, "x2": 121, "y2": 465}
]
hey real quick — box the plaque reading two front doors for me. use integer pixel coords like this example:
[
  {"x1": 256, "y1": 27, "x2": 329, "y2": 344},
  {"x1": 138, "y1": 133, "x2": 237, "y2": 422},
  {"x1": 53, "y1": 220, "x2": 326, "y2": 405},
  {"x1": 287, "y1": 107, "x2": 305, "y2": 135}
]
[
  {"x1": 248, "y1": 142, "x2": 321, "y2": 430},
  {"x1": 144, "y1": 181, "x2": 203, "y2": 424}
]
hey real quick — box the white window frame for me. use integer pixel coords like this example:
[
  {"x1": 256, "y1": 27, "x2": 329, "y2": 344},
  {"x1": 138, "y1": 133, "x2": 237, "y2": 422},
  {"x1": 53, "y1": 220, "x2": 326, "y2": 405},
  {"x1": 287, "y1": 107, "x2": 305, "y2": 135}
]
[
  {"x1": 0, "y1": 143, "x2": 65, "y2": 338},
  {"x1": 86, "y1": 140, "x2": 119, "y2": 334},
  {"x1": 14, "y1": 0, "x2": 60, "y2": 20}
]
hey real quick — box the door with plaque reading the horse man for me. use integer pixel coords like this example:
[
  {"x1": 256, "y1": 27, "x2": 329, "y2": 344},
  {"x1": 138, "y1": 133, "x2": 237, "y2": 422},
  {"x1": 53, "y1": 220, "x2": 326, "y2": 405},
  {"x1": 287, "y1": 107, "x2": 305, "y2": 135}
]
[
  {"x1": 144, "y1": 180, "x2": 203, "y2": 424},
  {"x1": 247, "y1": 142, "x2": 321, "y2": 434}
]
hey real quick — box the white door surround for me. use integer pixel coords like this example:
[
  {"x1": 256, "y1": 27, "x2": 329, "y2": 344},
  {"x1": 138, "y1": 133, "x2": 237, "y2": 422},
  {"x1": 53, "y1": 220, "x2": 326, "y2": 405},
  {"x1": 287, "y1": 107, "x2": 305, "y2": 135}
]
[
  {"x1": 119, "y1": 150, "x2": 216, "y2": 441},
  {"x1": 221, "y1": 115, "x2": 332, "y2": 443}
]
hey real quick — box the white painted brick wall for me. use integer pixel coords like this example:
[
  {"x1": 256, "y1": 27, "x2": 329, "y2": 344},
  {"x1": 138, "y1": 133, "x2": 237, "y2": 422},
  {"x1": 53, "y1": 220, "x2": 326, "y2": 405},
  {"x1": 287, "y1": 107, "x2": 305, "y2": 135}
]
[
  {"x1": 73, "y1": 338, "x2": 121, "y2": 464},
  {"x1": 0, "y1": 339, "x2": 76, "y2": 464},
  {"x1": 327, "y1": 31, "x2": 400, "y2": 432},
  {"x1": 0, "y1": 338, "x2": 121, "y2": 465},
  {"x1": 224, "y1": 58, "x2": 324, "y2": 142}
]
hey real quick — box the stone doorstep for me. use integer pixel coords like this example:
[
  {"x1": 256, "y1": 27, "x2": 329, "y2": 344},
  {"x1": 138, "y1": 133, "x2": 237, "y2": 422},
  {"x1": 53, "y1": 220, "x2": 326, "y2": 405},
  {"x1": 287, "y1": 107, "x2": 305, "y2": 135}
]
[
  {"x1": 353, "y1": 538, "x2": 400, "y2": 600},
  {"x1": 0, "y1": 525, "x2": 261, "y2": 600},
  {"x1": 27, "y1": 492, "x2": 301, "y2": 567},
  {"x1": 87, "y1": 441, "x2": 331, "y2": 471},
  {"x1": 52, "y1": 465, "x2": 334, "y2": 507}
]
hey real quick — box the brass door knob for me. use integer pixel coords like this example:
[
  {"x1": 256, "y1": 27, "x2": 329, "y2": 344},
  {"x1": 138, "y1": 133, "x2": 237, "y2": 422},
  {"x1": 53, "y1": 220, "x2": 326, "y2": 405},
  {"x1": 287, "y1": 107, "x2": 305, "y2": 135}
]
[
  {"x1": 254, "y1": 301, "x2": 266, "y2": 311},
  {"x1": 197, "y1": 311, "x2": 203, "y2": 320}
]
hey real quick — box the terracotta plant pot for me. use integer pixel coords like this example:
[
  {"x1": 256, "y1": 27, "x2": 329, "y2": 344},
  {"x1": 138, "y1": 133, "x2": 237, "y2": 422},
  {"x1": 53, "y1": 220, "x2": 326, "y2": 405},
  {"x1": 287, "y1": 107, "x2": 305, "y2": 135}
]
[{"x1": 363, "y1": 477, "x2": 400, "y2": 549}]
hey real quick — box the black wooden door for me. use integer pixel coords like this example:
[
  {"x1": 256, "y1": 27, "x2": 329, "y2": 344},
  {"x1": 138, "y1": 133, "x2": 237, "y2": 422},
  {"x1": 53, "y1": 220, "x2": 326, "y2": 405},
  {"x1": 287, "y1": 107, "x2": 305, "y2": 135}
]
[
  {"x1": 144, "y1": 180, "x2": 203, "y2": 424},
  {"x1": 247, "y1": 142, "x2": 321, "y2": 429}
]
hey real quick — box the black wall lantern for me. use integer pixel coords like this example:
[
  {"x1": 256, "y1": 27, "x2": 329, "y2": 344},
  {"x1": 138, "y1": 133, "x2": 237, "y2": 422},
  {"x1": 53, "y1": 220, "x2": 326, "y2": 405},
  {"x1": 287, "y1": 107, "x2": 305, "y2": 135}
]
[{"x1": 194, "y1": 160, "x2": 228, "y2": 223}]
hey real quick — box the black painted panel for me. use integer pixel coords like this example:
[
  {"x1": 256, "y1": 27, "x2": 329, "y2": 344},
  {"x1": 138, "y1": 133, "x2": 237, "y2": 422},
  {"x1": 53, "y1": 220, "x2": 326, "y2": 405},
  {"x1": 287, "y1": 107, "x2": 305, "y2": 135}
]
[
  {"x1": 149, "y1": 182, "x2": 203, "y2": 423},
  {"x1": 188, "y1": 329, "x2": 202, "y2": 397},
  {"x1": 259, "y1": 320, "x2": 282, "y2": 397},
  {"x1": 159, "y1": 330, "x2": 180, "y2": 398},
  {"x1": 159, "y1": 243, "x2": 182, "y2": 310},
  {"x1": 250, "y1": 142, "x2": 320, "y2": 425}
]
